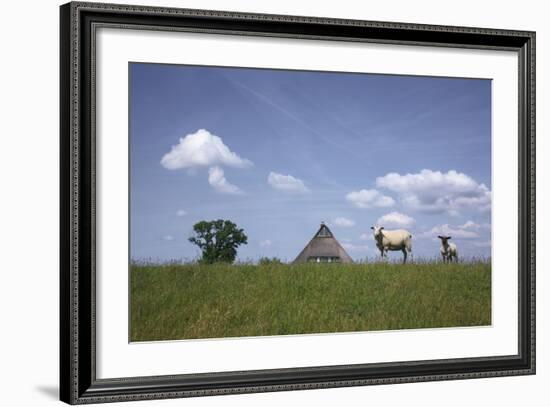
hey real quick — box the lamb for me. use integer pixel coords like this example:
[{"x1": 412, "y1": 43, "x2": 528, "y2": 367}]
[
  {"x1": 438, "y1": 235, "x2": 458, "y2": 263},
  {"x1": 371, "y1": 226, "x2": 413, "y2": 263}
]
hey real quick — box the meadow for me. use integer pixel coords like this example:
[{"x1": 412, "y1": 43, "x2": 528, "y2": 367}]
[{"x1": 130, "y1": 261, "x2": 491, "y2": 341}]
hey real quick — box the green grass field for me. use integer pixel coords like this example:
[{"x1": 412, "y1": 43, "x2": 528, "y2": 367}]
[{"x1": 130, "y1": 262, "x2": 491, "y2": 341}]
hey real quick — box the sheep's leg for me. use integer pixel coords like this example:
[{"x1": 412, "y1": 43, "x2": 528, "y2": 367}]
[{"x1": 402, "y1": 248, "x2": 407, "y2": 264}]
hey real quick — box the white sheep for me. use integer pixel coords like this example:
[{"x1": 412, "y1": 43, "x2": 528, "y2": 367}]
[
  {"x1": 438, "y1": 235, "x2": 458, "y2": 263},
  {"x1": 371, "y1": 226, "x2": 413, "y2": 263}
]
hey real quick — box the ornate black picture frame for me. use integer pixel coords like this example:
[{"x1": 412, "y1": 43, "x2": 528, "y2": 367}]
[{"x1": 60, "y1": 1, "x2": 535, "y2": 404}]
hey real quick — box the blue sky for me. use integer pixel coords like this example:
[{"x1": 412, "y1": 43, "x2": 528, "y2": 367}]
[{"x1": 130, "y1": 63, "x2": 492, "y2": 262}]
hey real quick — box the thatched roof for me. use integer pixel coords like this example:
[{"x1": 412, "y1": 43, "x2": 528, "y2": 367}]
[{"x1": 293, "y1": 223, "x2": 354, "y2": 263}]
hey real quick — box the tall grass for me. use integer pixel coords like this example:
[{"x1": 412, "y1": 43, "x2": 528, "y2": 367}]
[{"x1": 130, "y1": 261, "x2": 491, "y2": 341}]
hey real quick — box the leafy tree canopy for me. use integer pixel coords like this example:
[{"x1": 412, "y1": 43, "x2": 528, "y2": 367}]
[{"x1": 189, "y1": 219, "x2": 248, "y2": 264}]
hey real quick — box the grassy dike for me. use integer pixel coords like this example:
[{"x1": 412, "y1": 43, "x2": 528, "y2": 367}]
[{"x1": 130, "y1": 262, "x2": 491, "y2": 341}]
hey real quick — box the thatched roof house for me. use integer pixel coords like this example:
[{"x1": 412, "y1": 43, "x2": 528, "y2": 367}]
[{"x1": 293, "y1": 222, "x2": 354, "y2": 263}]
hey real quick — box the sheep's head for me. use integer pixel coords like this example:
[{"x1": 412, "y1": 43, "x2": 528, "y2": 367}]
[
  {"x1": 438, "y1": 235, "x2": 452, "y2": 244},
  {"x1": 371, "y1": 226, "x2": 384, "y2": 240}
]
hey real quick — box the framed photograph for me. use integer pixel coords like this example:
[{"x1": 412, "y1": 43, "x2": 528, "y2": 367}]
[{"x1": 60, "y1": 1, "x2": 535, "y2": 404}]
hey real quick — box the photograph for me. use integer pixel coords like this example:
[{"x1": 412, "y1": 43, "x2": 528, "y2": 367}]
[
  {"x1": 56, "y1": 1, "x2": 536, "y2": 404},
  {"x1": 129, "y1": 63, "x2": 492, "y2": 342}
]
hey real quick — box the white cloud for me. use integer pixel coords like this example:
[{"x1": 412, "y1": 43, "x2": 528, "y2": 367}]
[
  {"x1": 342, "y1": 242, "x2": 369, "y2": 252},
  {"x1": 259, "y1": 240, "x2": 272, "y2": 248},
  {"x1": 345, "y1": 189, "x2": 395, "y2": 209},
  {"x1": 420, "y1": 224, "x2": 479, "y2": 239},
  {"x1": 176, "y1": 209, "x2": 187, "y2": 217},
  {"x1": 376, "y1": 169, "x2": 491, "y2": 215},
  {"x1": 459, "y1": 220, "x2": 490, "y2": 230},
  {"x1": 419, "y1": 220, "x2": 491, "y2": 241},
  {"x1": 208, "y1": 166, "x2": 243, "y2": 195},
  {"x1": 162, "y1": 235, "x2": 175, "y2": 241},
  {"x1": 377, "y1": 212, "x2": 415, "y2": 228},
  {"x1": 359, "y1": 233, "x2": 372, "y2": 241},
  {"x1": 268, "y1": 172, "x2": 309, "y2": 193},
  {"x1": 160, "y1": 129, "x2": 253, "y2": 170},
  {"x1": 332, "y1": 217, "x2": 356, "y2": 227}
]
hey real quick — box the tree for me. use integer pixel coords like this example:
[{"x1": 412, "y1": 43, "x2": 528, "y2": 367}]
[
  {"x1": 189, "y1": 219, "x2": 248, "y2": 264},
  {"x1": 258, "y1": 257, "x2": 282, "y2": 266}
]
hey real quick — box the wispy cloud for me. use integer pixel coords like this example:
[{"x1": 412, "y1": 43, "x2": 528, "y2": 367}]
[
  {"x1": 419, "y1": 223, "x2": 479, "y2": 239},
  {"x1": 208, "y1": 166, "x2": 244, "y2": 195},
  {"x1": 259, "y1": 239, "x2": 272, "y2": 248},
  {"x1": 346, "y1": 189, "x2": 395, "y2": 209},
  {"x1": 162, "y1": 235, "x2": 175, "y2": 241},
  {"x1": 459, "y1": 220, "x2": 491, "y2": 231},
  {"x1": 268, "y1": 172, "x2": 309, "y2": 193},
  {"x1": 176, "y1": 209, "x2": 187, "y2": 217},
  {"x1": 332, "y1": 217, "x2": 356, "y2": 227}
]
